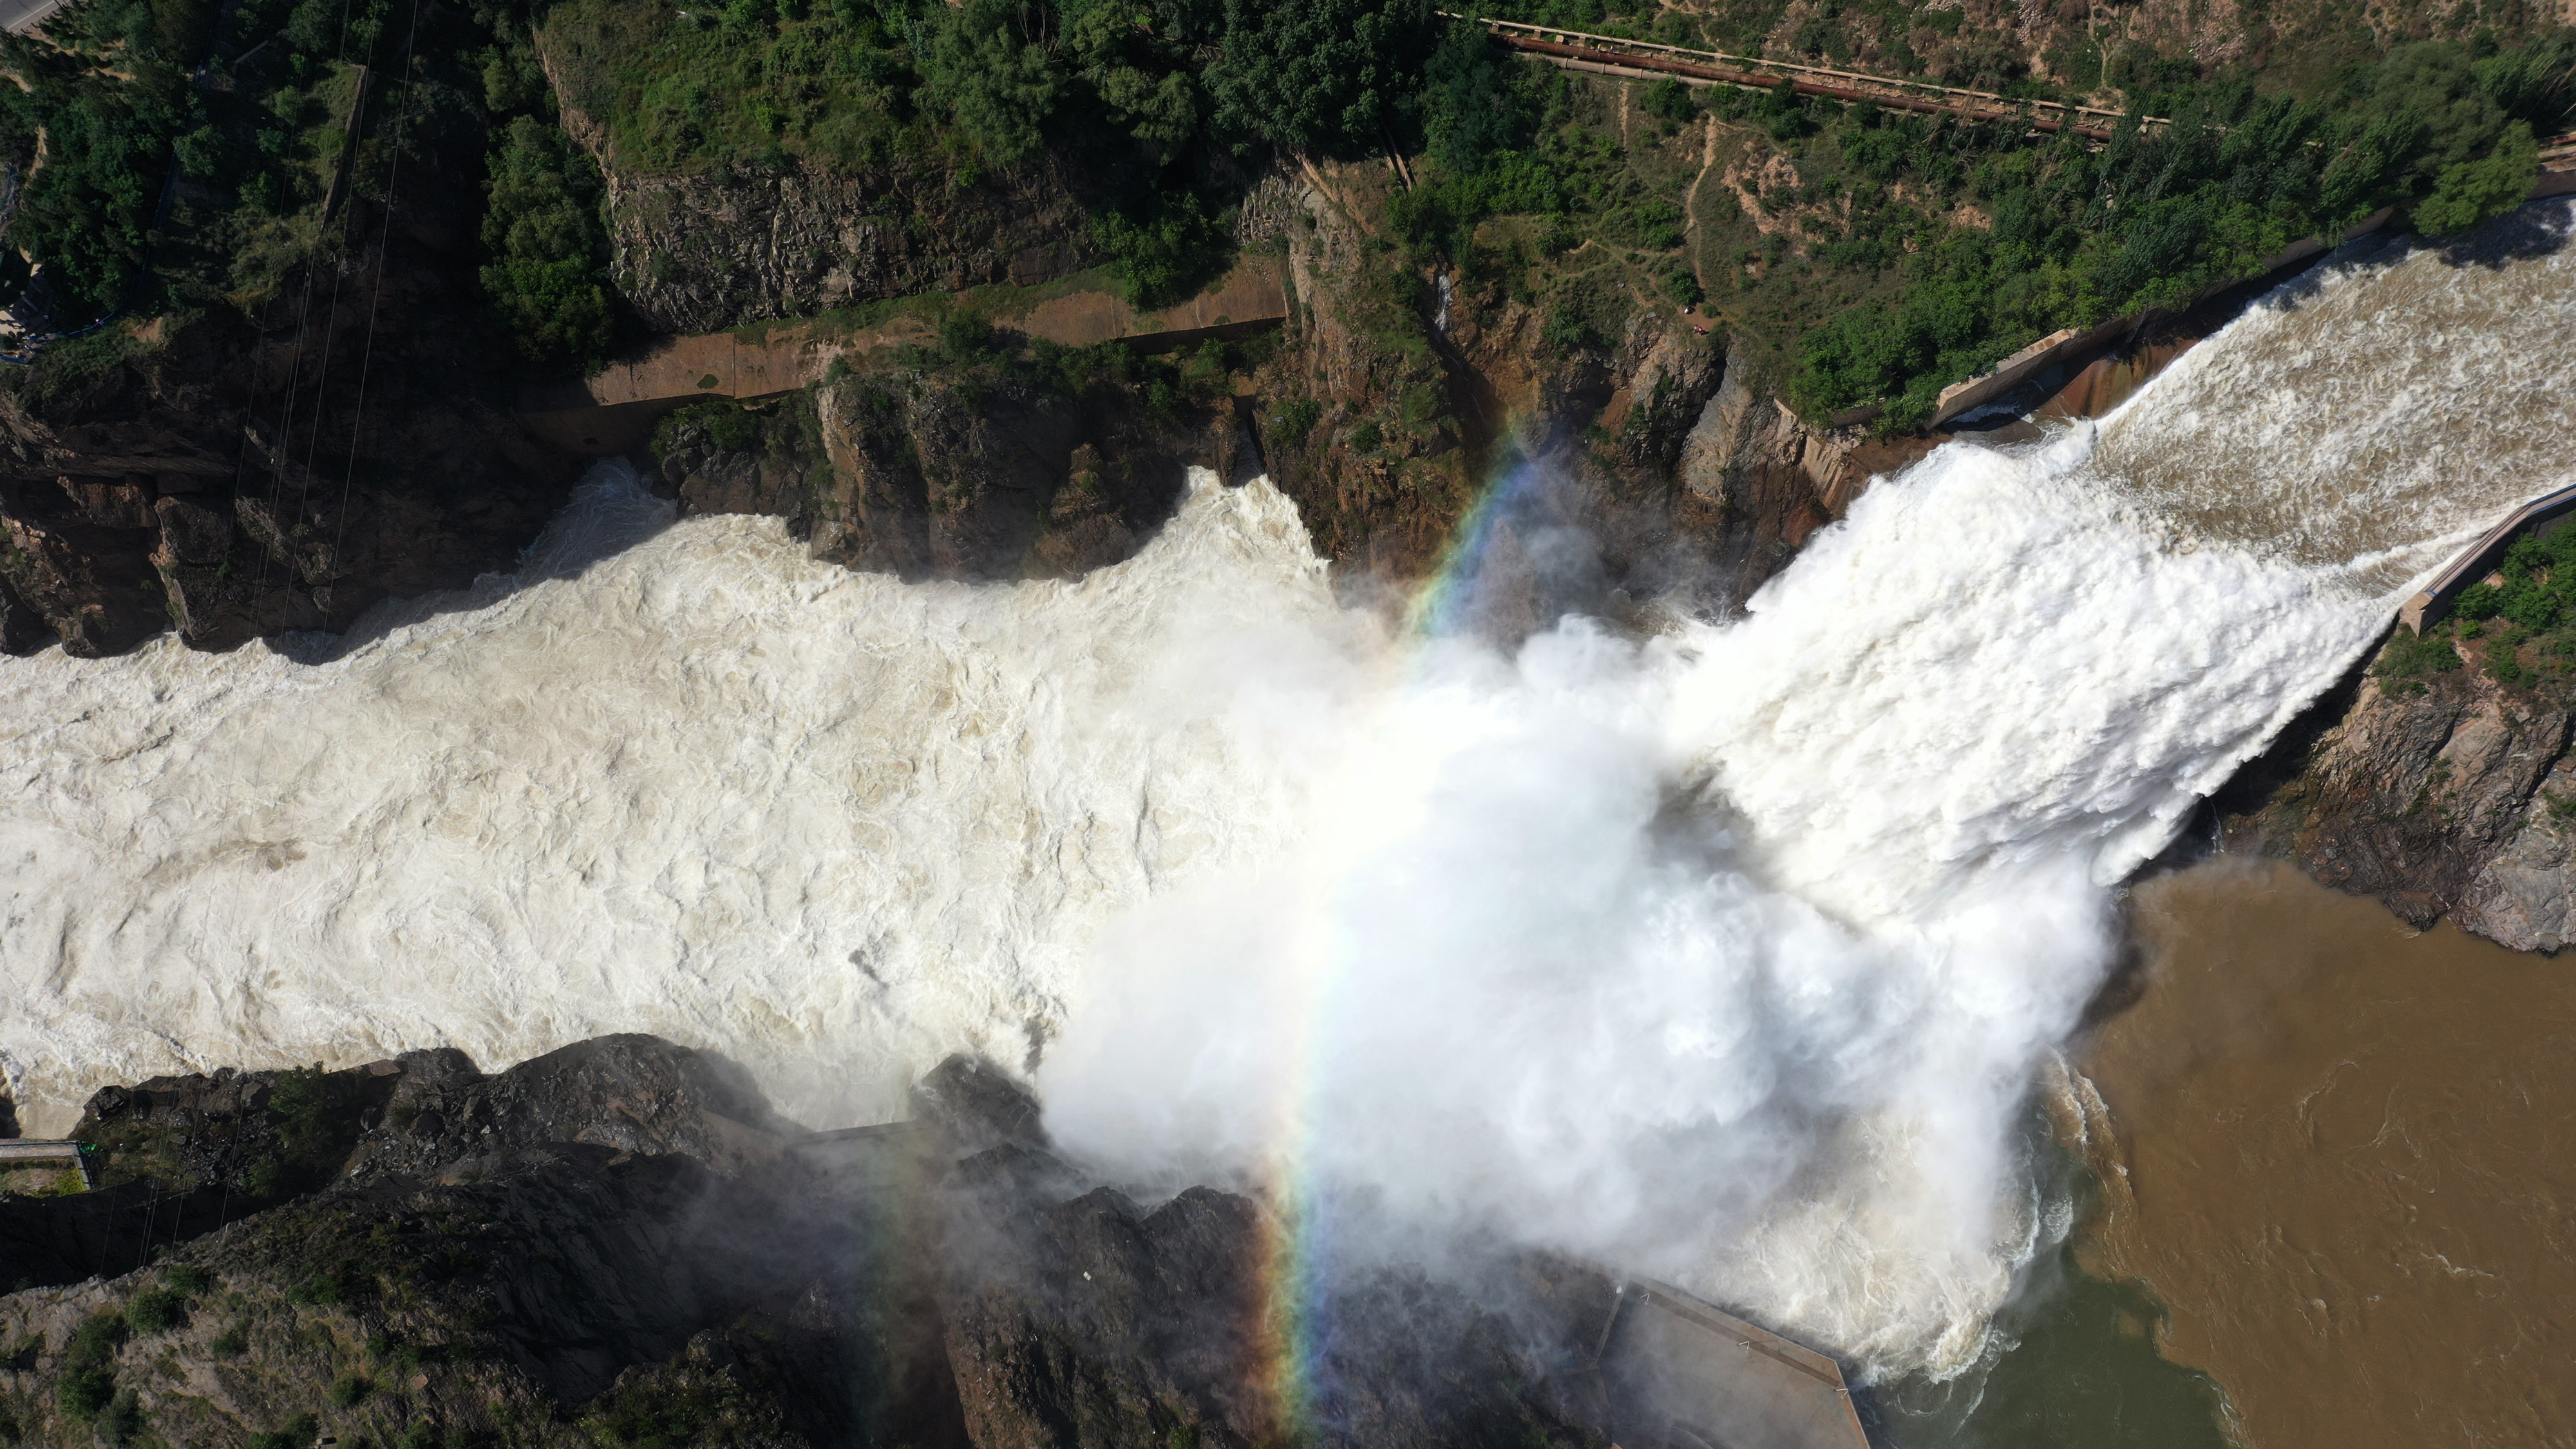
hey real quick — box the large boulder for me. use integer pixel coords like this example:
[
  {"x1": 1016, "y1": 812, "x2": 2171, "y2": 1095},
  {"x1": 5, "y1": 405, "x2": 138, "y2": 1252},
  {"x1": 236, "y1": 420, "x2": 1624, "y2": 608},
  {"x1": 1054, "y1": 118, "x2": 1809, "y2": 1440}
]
[{"x1": 344, "y1": 1034, "x2": 806, "y2": 1184}]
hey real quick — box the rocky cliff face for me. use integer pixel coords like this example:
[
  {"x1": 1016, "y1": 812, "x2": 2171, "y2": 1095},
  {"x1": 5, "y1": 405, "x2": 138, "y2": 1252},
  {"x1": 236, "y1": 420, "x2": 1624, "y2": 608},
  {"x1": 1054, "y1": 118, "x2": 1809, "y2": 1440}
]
[
  {"x1": 1246, "y1": 160, "x2": 1880, "y2": 629},
  {"x1": 1, "y1": 1039, "x2": 1615, "y2": 1449},
  {"x1": 0, "y1": 232, "x2": 581, "y2": 659},
  {"x1": 2228, "y1": 639, "x2": 2576, "y2": 951},
  {"x1": 581, "y1": 153, "x2": 1105, "y2": 336},
  {"x1": 1, "y1": 140, "x2": 1879, "y2": 660},
  {"x1": 538, "y1": 31, "x2": 1113, "y2": 339},
  {"x1": 650, "y1": 341, "x2": 1259, "y2": 583}
]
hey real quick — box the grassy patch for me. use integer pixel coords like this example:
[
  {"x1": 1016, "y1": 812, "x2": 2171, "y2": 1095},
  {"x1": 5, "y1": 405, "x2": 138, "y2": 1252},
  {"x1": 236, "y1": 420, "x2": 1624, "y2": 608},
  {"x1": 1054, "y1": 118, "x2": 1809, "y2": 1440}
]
[{"x1": 2374, "y1": 627, "x2": 2465, "y2": 696}]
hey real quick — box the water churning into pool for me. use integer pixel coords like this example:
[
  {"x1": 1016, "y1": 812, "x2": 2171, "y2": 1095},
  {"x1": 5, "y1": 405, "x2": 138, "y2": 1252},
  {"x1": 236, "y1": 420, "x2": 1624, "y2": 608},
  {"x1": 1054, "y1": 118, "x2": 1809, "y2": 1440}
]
[{"x1": 5, "y1": 204, "x2": 2570, "y2": 1376}]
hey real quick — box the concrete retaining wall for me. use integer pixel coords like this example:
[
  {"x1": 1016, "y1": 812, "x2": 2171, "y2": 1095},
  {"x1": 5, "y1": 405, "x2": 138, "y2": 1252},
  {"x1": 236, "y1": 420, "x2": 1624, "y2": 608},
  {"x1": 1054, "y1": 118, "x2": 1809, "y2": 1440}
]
[
  {"x1": 1594, "y1": 1279, "x2": 1871, "y2": 1449},
  {"x1": 1922, "y1": 207, "x2": 2401, "y2": 428},
  {"x1": 2401, "y1": 480, "x2": 2576, "y2": 633}
]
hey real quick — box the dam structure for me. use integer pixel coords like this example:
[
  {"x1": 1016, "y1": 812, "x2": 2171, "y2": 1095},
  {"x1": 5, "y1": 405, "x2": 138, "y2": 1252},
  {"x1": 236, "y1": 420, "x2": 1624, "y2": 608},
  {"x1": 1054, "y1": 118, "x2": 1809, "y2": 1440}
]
[{"x1": 2401, "y1": 480, "x2": 2576, "y2": 634}]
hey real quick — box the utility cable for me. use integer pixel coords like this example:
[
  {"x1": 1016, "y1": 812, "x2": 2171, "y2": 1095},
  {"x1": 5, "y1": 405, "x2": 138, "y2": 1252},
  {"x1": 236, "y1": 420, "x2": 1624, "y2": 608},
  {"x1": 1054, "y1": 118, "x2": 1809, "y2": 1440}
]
[
  {"x1": 328, "y1": 0, "x2": 424, "y2": 579},
  {"x1": 277, "y1": 0, "x2": 369, "y2": 621}
]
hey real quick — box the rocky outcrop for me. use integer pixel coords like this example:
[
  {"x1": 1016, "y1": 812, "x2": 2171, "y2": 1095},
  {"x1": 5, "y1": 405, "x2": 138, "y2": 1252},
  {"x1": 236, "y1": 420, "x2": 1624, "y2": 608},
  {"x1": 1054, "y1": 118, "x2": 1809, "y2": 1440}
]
[
  {"x1": 340, "y1": 1034, "x2": 808, "y2": 1185},
  {"x1": 533, "y1": 19, "x2": 1133, "y2": 336},
  {"x1": 1, "y1": 1040, "x2": 1622, "y2": 1449},
  {"x1": 918, "y1": 1061, "x2": 1608, "y2": 1449},
  {"x1": 1237, "y1": 159, "x2": 1915, "y2": 629},
  {"x1": 2230, "y1": 639, "x2": 2576, "y2": 949},
  {"x1": 536, "y1": 25, "x2": 1115, "y2": 341},
  {"x1": 0, "y1": 1140, "x2": 949, "y2": 1449},
  {"x1": 654, "y1": 346, "x2": 1257, "y2": 583},
  {"x1": 1670, "y1": 338, "x2": 1886, "y2": 601},
  {"x1": 0, "y1": 233, "x2": 582, "y2": 658},
  {"x1": 585, "y1": 155, "x2": 1105, "y2": 335}
]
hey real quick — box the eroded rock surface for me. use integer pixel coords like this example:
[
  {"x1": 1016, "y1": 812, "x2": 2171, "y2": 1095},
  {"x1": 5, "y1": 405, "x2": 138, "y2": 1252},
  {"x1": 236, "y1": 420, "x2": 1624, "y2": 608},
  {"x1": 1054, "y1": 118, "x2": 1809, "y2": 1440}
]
[
  {"x1": 1, "y1": 1040, "x2": 1620, "y2": 1449},
  {"x1": 652, "y1": 354, "x2": 1243, "y2": 585},
  {"x1": 2231, "y1": 642, "x2": 2576, "y2": 949}
]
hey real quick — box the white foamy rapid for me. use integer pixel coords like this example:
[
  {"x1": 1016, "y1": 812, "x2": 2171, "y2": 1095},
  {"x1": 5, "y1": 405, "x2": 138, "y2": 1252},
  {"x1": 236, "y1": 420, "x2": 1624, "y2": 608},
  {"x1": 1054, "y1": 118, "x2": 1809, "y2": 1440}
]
[{"x1": 7, "y1": 207, "x2": 2573, "y2": 1376}]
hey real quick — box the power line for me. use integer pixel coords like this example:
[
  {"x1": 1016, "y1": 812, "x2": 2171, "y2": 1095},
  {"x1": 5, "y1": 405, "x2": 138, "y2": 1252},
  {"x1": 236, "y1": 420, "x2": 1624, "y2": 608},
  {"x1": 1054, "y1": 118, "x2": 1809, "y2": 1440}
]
[{"x1": 328, "y1": 0, "x2": 424, "y2": 585}]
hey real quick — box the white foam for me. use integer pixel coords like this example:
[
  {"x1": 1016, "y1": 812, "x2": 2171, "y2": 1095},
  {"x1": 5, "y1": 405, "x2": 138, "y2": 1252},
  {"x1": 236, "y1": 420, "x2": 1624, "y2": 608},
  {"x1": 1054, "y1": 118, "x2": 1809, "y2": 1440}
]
[{"x1": 0, "y1": 471, "x2": 1362, "y2": 1132}]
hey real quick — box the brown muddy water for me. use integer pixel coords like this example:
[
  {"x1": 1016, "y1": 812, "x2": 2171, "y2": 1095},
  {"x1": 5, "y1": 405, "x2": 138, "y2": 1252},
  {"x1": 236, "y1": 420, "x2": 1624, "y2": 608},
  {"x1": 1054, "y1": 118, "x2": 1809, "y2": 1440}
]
[
  {"x1": 2076, "y1": 858, "x2": 2576, "y2": 1448},
  {"x1": 1871, "y1": 857, "x2": 2576, "y2": 1448}
]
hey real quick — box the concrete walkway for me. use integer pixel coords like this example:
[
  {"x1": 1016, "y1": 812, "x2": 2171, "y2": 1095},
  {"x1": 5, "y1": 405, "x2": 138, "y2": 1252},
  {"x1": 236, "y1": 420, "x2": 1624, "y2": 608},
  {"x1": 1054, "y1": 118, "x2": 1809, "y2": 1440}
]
[{"x1": 516, "y1": 256, "x2": 1289, "y2": 456}]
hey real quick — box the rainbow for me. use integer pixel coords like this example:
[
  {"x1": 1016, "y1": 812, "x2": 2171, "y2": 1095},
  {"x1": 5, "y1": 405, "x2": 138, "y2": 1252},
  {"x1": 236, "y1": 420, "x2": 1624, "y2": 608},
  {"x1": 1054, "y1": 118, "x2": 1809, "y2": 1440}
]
[
  {"x1": 1402, "y1": 452, "x2": 1556, "y2": 641},
  {"x1": 1247, "y1": 447, "x2": 1549, "y2": 1441}
]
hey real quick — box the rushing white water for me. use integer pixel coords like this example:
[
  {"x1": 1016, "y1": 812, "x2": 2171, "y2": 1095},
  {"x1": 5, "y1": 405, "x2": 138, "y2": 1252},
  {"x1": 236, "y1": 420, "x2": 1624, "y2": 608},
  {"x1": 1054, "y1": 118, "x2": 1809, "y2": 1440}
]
[{"x1": 5, "y1": 206, "x2": 2572, "y2": 1376}]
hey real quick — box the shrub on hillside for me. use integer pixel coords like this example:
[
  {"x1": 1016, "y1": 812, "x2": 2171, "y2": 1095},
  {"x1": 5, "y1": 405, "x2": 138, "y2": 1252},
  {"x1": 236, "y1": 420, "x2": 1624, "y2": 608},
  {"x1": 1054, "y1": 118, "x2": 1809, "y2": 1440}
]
[
  {"x1": 478, "y1": 116, "x2": 615, "y2": 370},
  {"x1": 911, "y1": 0, "x2": 1063, "y2": 164}
]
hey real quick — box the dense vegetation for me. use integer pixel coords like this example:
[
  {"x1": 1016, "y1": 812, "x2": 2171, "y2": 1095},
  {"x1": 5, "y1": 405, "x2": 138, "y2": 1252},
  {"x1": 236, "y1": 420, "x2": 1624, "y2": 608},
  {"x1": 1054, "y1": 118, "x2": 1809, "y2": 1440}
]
[
  {"x1": 1790, "y1": 35, "x2": 2575, "y2": 426},
  {"x1": 1, "y1": 0, "x2": 2566, "y2": 399},
  {"x1": 480, "y1": 115, "x2": 614, "y2": 365},
  {"x1": 1403, "y1": 2, "x2": 2573, "y2": 424},
  {"x1": 0, "y1": 0, "x2": 614, "y2": 366},
  {"x1": 0, "y1": 0, "x2": 209, "y2": 315}
]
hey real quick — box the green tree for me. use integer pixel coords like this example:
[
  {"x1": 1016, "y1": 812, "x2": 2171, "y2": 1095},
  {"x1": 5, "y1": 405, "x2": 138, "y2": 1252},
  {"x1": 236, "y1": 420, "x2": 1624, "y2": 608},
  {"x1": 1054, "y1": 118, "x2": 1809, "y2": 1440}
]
[
  {"x1": 1063, "y1": 0, "x2": 1220, "y2": 151},
  {"x1": 911, "y1": 0, "x2": 1063, "y2": 164},
  {"x1": 1419, "y1": 20, "x2": 1531, "y2": 173},
  {"x1": 1092, "y1": 190, "x2": 1227, "y2": 306},
  {"x1": 0, "y1": 0, "x2": 204, "y2": 318},
  {"x1": 2476, "y1": 35, "x2": 2576, "y2": 133},
  {"x1": 477, "y1": 116, "x2": 614, "y2": 369},
  {"x1": 2416, "y1": 119, "x2": 2539, "y2": 232},
  {"x1": 1204, "y1": 0, "x2": 1434, "y2": 153}
]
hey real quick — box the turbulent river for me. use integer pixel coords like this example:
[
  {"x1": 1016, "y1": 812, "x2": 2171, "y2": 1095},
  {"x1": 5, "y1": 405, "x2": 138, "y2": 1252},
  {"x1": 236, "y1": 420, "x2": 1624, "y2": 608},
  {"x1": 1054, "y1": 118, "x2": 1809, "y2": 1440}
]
[{"x1": 5, "y1": 204, "x2": 2571, "y2": 1381}]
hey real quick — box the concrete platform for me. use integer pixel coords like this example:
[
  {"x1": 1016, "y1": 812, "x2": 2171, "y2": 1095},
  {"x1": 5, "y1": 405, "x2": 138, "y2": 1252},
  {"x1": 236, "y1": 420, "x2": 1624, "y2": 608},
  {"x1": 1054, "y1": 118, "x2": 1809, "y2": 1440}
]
[
  {"x1": 0, "y1": 0, "x2": 68, "y2": 34},
  {"x1": 1595, "y1": 1279, "x2": 1871, "y2": 1449}
]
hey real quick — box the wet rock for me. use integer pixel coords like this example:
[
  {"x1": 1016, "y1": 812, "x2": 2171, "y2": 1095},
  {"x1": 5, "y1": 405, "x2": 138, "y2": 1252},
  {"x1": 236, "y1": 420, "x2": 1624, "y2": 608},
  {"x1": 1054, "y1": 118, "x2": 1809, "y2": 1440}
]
[
  {"x1": 1, "y1": 1061, "x2": 394, "y2": 1291},
  {"x1": 59, "y1": 478, "x2": 155, "y2": 529},
  {"x1": 909, "y1": 1056, "x2": 1048, "y2": 1159},
  {"x1": 149, "y1": 495, "x2": 231, "y2": 566},
  {"x1": 935, "y1": 1179, "x2": 1276, "y2": 1449},
  {"x1": 919, "y1": 1056, "x2": 1607, "y2": 1449},
  {"x1": 5, "y1": 1038, "x2": 1615, "y2": 1449},
  {"x1": 0, "y1": 504, "x2": 168, "y2": 656},
  {"x1": 344, "y1": 1034, "x2": 804, "y2": 1184},
  {"x1": 0, "y1": 1143, "x2": 915, "y2": 1447},
  {"x1": 659, "y1": 364, "x2": 1209, "y2": 585},
  {"x1": 0, "y1": 233, "x2": 583, "y2": 658}
]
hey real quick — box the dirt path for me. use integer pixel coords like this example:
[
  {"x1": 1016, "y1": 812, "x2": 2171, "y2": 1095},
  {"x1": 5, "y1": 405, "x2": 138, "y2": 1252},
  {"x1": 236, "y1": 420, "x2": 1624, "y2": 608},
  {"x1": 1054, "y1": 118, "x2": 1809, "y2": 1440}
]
[{"x1": 1682, "y1": 117, "x2": 1721, "y2": 294}]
